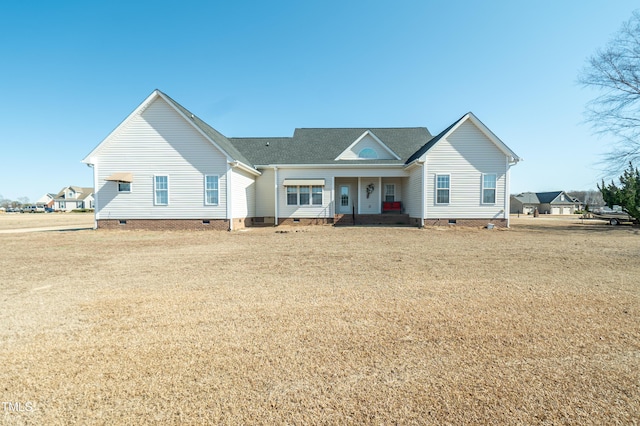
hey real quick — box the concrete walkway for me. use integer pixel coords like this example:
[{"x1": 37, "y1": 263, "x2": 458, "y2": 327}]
[{"x1": 0, "y1": 225, "x2": 93, "y2": 234}]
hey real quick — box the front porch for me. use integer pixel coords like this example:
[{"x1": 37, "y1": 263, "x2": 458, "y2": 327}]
[{"x1": 333, "y1": 176, "x2": 412, "y2": 226}]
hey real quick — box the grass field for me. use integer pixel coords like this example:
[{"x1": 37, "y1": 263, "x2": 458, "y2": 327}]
[{"x1": 0, "y1": 215, "x2": 638, "y2": 424}]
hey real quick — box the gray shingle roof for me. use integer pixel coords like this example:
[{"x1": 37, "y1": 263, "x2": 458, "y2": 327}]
[
  {"x1": 230, "y1": 127, "x2": 432, "y2": 166},
  {"x1": 536, "y1": 191, "x2": 575, "y2": 204},
  {"x1": 513, "y1": 192, "x2": 540, "y2": 204}
]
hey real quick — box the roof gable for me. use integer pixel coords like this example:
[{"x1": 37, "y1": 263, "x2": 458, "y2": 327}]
[
  {"x1": 82, "y1": 90, "x2": 258, "y2": 174},
  {"x1": 334, "y1": 130, "x2": 400, "y2": 161},
  {"x1": 406, "y1": 113, "x2": 521, "y2": 165},
  {"x1": 536, "y1": 191, "x2": 575, "y2": 204}
]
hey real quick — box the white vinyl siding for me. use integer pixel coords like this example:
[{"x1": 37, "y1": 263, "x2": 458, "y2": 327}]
[
  {"x1": 425, "y1": 120, "x2": 508, "y2": 219},
  {"x1": 93, "y1": 96, "x2": 229, "y2": 220},
  {"x1": 255, "y1": 168, "x2": 275, "y2": 217},
  {"x1": 404, "y1": 165, "x2": 423, "y2": 219},
  {"x1": 231, "y1": 168, "x2": 255, "y2": 218}
]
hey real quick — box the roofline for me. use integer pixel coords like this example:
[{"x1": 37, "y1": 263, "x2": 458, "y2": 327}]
[
  {"x1": 82, "y1": 90, "x2": 161, "y2": 164},
  {"x1": 253, "y1": 163, "x2": 406, "y2": 169},
  {"x1": 464, "y1": 113, "x2": 521, "y2": 163},
  {"x1": 82, "y1": 90, "x2": 260, "y2": 175},
  {"x1": 409, "y1": 112, "x2": 521, "y2": 164},
  {"x1": 229, "y1": 161, "x2": 262, "y2": 176}
]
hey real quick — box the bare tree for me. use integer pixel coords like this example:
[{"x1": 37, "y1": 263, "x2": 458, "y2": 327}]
[
  {"x1": 579, "y1": 10, "x2": 640, "y2": 173},
  {"x1": 568, "y1": 189, "x2": 605, "y2": 208}
]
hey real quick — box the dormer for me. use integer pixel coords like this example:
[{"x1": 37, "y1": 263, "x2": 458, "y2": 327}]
[{"x1": 335, "y1": 130, "x2": 400, "y2": 161}]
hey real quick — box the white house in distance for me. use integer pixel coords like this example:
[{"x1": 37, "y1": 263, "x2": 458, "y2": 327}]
[
  {"x1": 53, "y1": 186, "x2": 94, "y2": 212},
  {"x1": 82, "y1": 90, "x2": 521, "y2": 230}
]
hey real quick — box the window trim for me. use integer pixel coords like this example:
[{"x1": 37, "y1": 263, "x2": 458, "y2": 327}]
[
  {"x1": 299, "y1": 186, "x2": 310, "y2": 205},
  {"x1": 204, "y1": 174, "x2": 219, "y2": 206},
  {"x1": 384, "y1": 183, "x2": 395, "y2": 202},
  {"x1": 482, "y1": 173, "x2": 497, "y2": 205},
  {"x1": 435, "y1": 174, "x2": 450, "y2": 205},
  {"x1": 154, "y1": 175, "x2": 169, "y2": 206},
  {"x1": 287, "y1": 186, "x2": 298, "y2": 205},
  {"x1": 311, "y1": 185, "x2": 322, "y2": 205},
  {"x1": 286, "y1": 185, "x2": 323, "y2": 206}
]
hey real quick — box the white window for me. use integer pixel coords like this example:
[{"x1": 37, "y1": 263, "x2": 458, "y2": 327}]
[
  {"x1": 385, "y1": 184, "x2": 395, "y2": 202},
  {"x1": 287, "y1": 186, "x2": 323, "y2": 206},
  {"x1": 482, "y1": 174, "x2": 496, "y2": 204},
  {"x1": 287, "y1": 186, "x2": 298, "y2": 205},
  {"x1": 358, "y1": 148, "x2": 378, "y2": 159},
  {"x1": 299, "y1": 186, "x2": 310, "y2": 205},
  {"x1": 436, "y1": 175, "x2": 450, "y2": 204},
  {"x1": 118, "y1": 182, "x2": 131, "y2": 192},
  {"x1": 205, "y1": 175, "x2": 219, "y2": 205},
  {"x1": 154, "y1": 175, "x2": 168, "y2": 205},
  {"x1": 311, "y1": 186, "x2": 322, "y2": 205}
]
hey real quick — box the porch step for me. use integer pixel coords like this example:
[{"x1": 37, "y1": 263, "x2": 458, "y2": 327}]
[{"x1": 334, "y1": 214, "x2": 411, "y2": 226}]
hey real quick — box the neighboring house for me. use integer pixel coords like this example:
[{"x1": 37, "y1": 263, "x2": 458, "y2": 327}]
[
  {"x1": 82, "y1": 90, "x2": 521, "y2": 230},
  {"x1": 510, "y1": 192, "x2": 540, "y2": 215},
  {"x1": 510, "y1": 191, "x2": 582, "y2": 215},
  {"x1": 36, "y1": 193, "x2": 56, "y2": 208},
  {"x1": 54, "y1": 186, "x2": 94, "y2": 211}
]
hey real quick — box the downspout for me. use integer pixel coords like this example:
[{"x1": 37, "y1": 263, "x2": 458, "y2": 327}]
[
  {"x1": 274, "y1": 166, "x2": 279, "y2": 225},
  {"x1": 505, "y1": 156, "x2": 510, "y2": 227},
  {"x1": 88, "y1": 162, "x2": 98, "y2": 229},
  {"x1": 227, "y1": 162, "x2": 234, "y2": 231},
  {"x1": 420, "y1": 159, "x2": 426, "y2": 227}
]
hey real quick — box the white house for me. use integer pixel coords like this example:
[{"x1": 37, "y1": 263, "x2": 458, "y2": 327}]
[
  {"x1": 82, "y1": 90, "x2": 520, "y2": 230},
  {"x1": 35, "y1": 193, "x2": 56, "y2": 208},
  {"x1": 53, "y1": 186, "x2": 94, "y2": 212}
]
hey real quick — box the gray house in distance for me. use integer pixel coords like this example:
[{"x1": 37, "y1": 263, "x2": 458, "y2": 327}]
[{"x1": 510, "y1": 191, "x2": 582, "y2": 215}]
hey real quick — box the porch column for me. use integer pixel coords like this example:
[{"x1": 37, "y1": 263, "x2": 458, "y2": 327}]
[
  {"x1": 357, "y1": 177, "x2": 361, "y2": 214},
  {"x1": 377, "y1": 177, "x2": 382, "y2": 213},
  {"x1": 227, "y1": 163, "x2": 233, "y2": 231},
  {"x1": 274, "y1": 166, "x2": 279, "y2": 226}
]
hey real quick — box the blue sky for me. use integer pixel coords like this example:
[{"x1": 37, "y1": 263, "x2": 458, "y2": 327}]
[{"x1": 1, "y1": 1, "x2": 638, "y2": 202}]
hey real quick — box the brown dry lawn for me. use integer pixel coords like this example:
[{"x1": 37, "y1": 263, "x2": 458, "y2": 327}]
[
  {"x1": 0, "y1": 212, "x2": 94, "y2": 232},
  {"x1": 0, "y1": 215, "x2": 638, "y2": 424}
]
